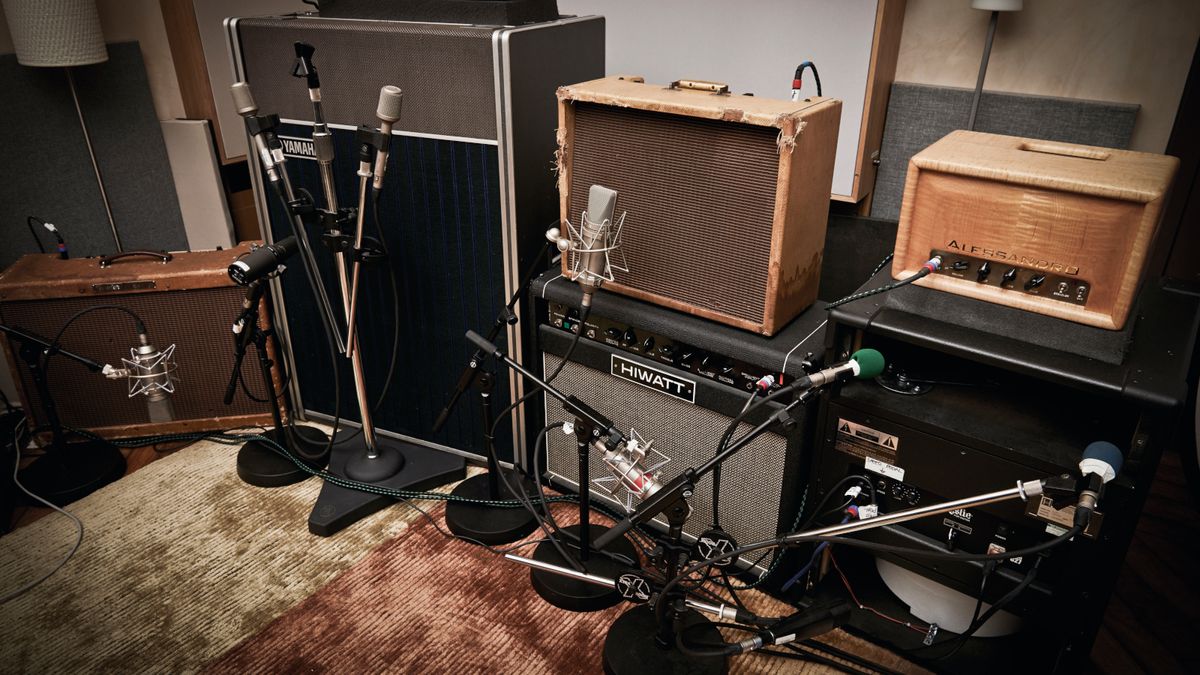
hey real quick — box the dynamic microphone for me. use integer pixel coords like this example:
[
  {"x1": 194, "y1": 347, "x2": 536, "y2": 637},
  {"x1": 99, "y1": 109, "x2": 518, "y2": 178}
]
[
  {"x1": 371, "y1": 85, "x2": 403, "y2": 192},
  {"x1": 1074, "y1": 441, "x2": 1123, "y2": 529},
  {"x1": 228, "y1": 237, "x2": 298, "y2": 286},
  {"x1": 546, "y1": 184, "x2": 624, "y2": 308},
  {"x1": 792, "y1": 348, "x2": 884, "y2": 389}
]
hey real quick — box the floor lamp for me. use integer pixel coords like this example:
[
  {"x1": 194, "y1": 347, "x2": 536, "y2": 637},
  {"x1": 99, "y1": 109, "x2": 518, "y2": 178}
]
[
  {"x1": 1, "y1": 0, "x2": 123, "y2": 252},
  {"x1": 967, "y1": 0, "x2": 1023, "y2": 131}
]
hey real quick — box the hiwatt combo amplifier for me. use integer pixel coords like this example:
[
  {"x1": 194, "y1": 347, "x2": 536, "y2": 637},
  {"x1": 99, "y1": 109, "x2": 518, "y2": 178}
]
[
  {"x1": 805, "y1": 255, "x2": 1200, "y2": 671},
  {"x1": 556, "y1": 76, "x2": 842, "y2": 335},
  {"x1": 532, "y1": 214, "x2": 901, "y2": 575},
  {"x1": 227, "y1": 13, "x2": 604, "y2": 464},
  {"x1": 0, "y1": 245, "x2": 278, "y2": 438},
  {"x1": 892, "y1": 131, "x2": 1178, "y2": 330},
  {"x1": 536, "y1": 306, "x2": 820, "y2": 576}
]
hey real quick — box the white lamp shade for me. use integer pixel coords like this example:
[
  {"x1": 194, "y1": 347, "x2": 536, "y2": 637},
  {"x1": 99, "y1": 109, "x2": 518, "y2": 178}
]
[
  {"x1": 971, "y1": 0, "x2": 1024, "y2": 10},
  {"x1": 1, "y1": 0, "x2": 108, "y2": 67}
]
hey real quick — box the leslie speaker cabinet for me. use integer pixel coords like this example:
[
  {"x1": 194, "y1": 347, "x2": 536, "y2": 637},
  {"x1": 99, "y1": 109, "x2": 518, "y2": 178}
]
[
  {"x1": 804, "y1": 263, "x2": 1199, "y2": 672},
  {"x1": 226, "y1": 13, "x2": 604, "y2": 465}
]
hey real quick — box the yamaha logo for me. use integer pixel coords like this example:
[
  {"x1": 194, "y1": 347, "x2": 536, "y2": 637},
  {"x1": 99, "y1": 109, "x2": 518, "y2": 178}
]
[
  {"x1": 278, "y1": 135, "x2": 316, "y2": 161},
  {"x1": 610, "y1": 355, "x2": 695, "y2": 403}
]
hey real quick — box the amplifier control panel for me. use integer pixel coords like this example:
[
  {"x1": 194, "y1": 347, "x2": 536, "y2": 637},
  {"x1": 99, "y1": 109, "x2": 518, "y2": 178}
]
[
  {"x1": 547, "y1": 303, "x2": 782, "y2": 393},
  {"x1": 929, "y1": 248, "x2": 1090, "y2": 306}
]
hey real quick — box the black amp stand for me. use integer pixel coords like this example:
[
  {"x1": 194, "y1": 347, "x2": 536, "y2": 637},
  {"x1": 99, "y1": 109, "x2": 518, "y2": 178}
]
[
  {"x1": 1, "y1": 324, "x2": 125, "y2": 505},
  {"x1": 225, "y1": 279, "x2": 330, "y2": 487}
]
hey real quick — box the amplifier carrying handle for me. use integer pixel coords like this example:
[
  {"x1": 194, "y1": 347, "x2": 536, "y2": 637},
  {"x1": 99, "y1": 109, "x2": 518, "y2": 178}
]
[
  {"x1": 1019, "y1": 140, "x2": 1111, "y2": 162},
  {"x1": 668, "y1": 79, "x2": 731, "y2": 95},
  {"x1": 98, "y1": 250, "x2": 174, "y2": 267}
]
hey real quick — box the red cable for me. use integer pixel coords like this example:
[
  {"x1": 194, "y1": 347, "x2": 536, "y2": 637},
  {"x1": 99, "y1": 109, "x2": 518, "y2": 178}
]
[{"x1": 830, "y1": 551, "x2": 929, "y2": 635}]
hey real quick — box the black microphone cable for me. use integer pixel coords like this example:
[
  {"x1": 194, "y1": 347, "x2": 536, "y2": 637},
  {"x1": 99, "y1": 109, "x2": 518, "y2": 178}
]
[{"x1": 824, "y1": 255, "x2": 942, "y2": 310}]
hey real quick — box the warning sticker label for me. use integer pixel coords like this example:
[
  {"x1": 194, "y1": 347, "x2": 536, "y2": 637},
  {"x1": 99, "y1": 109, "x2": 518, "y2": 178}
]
[{"x1": 834, "y1": 418, "x2": 900, "y2": 466}]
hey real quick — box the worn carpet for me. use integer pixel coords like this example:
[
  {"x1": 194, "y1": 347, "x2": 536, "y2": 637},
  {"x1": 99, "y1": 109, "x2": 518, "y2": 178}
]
[
  {"x1": 0, "y1": 432, "x2": 438, "y2": 673},
  {"x1": 207, "y1": 500, "x2": 923, "y2": 674}
]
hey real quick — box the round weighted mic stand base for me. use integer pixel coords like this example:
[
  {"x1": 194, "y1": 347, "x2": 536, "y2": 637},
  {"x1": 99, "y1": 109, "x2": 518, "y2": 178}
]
[
  {"x1": 530, "y1": 524, "x2": 637, "y2": 612},
  {"x1": 602, "y1": 605, "x2": 728, "y2": 675},
  {"x1": 444, "y1": 470, "x2": 539, "y2": 545},
  {"x1": 344, "y1": 443, "x2": 405, "y2": 482},
  {"x1": 17, "y1": 438, "x2": 126, "y2": 507},
  {"x1": 237, "y1": 425, "x2": 330, "y2": 488}
]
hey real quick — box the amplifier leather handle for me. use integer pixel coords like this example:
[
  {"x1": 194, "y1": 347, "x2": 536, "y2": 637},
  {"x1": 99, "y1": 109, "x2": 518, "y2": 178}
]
[
  {"x1": 1019, "y1": 140, "x2": 1111, "y2": 161},
  {"x1": 98, "y1": 250, "x2": 174, "y2": 267},
  {"x1": 669, "y1": 79, "x2": 730, "y2": 95}
]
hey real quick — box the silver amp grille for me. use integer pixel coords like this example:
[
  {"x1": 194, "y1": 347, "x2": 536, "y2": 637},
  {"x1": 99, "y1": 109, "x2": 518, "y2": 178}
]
[{"x1": 542, "y1": 353, "x2": 797, "y2": 575}]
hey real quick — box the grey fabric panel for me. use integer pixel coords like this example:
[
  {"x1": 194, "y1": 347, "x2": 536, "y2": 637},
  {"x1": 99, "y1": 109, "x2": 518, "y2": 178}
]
[
  {"x1": 0, "y1": 42, "x2": 186, "y2": 268},
  {"x1": 870, "y1": 83, "x2": 1139, "y2": 221}
]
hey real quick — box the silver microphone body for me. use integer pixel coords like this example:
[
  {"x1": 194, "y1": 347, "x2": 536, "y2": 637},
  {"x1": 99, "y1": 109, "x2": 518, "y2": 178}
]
[
  {"x1": 129, "y1": 333, "x2": 176, "y2": 422},
  {"x1": 597, "y1": 437, "x2": 663, "y2": 502},
  {"x1": 372, "y1": 85, "x2": 403, "y2": 191}
]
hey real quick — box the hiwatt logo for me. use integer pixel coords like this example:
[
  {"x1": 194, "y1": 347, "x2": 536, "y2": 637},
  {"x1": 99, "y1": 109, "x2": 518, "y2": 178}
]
[
  {"x1": 610, "y1": 354, "x2": 695, "y2": 403},
  {"x1": 278, "y1": 135, "x2": 316, "y2": 161}
]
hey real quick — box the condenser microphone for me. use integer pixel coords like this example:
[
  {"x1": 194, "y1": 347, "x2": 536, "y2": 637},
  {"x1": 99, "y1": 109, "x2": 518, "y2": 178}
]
[
  {"x1": 545, "y1": 185, "x2": 622, "y2": 308},
  {"x1": 228, "y1": 237, "x2": 298, "y2": 286},
  {"x1": 1074, "y1": 441, "x2": 1123, "y2": 529},
  {"x1": 371, "y1": 85, "x2": 403, "y2": 191},
  {"x1": 103, "y1": 332, "x2": 178, "y2": 422},
  {"x1": 599, "y1": 435, "x2": 664, "y2": 502},
  {"x1": 792, "y1": 348, "x2": 884, "y2": 389}
]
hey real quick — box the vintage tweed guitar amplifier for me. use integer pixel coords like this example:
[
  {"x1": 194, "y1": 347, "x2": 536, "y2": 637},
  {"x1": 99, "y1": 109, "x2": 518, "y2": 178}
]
[
  {"x1": 892, "y1": 131, "x2": 1179, "y2": 330},
  {"x1": 0, "y1": 245, "x2": 278, "y2": 438},
  {"x1": 556, "y1": 76, "x2": 842, "y2": 336}
]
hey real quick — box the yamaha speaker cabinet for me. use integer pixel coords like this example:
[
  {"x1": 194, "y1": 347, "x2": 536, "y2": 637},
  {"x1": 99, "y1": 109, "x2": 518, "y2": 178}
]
[
  {"x1": 0, "y1": 245, "x2": 277, "y2": 439},
  {"x1": 806, "y1": 265, "x2": 1200, "y2": 672},
  {"x1": 227, "y1": 14, "x2": 604, "y2": 463}
]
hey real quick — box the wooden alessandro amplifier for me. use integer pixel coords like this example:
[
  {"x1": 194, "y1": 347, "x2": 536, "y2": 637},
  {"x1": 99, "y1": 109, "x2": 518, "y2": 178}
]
[
  {"x1": 892, "y1": 131, "x2": 1178, "y2": 330},
  {"x1": 556, "y1": 76, "x2": 842, "y2": 335},
  {"x1": 0, "y1": 245, "x2": 280, "y2": 438}
]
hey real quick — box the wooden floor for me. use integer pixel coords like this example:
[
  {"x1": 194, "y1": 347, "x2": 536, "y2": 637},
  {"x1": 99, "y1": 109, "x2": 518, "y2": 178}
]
[{"x1": 8, "y1": 442, "x2": 1199, "y2": 673}]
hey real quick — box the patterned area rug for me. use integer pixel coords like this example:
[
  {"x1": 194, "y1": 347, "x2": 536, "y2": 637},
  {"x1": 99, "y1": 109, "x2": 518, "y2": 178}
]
[
  {"x1": 0, "y1": 433, "x2": 433, "y2": 673},
  {"x1": 1, "y1": 434, "x2": 921, "y2": 673},
  {"x1": 207, "y1": 501, "x2": 923, "y2": 674}
]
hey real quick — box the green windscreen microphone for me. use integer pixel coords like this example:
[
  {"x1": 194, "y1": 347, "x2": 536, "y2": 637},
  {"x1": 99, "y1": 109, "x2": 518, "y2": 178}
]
[{"x1": 794, "y1": 348, "x2": 885, "y2": 389}]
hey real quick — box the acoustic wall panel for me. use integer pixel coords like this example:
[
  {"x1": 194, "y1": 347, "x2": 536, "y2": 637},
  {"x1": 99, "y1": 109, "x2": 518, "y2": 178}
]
[
  {"x1": 870, "y1": 83, "x2": 1138, "y2": 221},
  {"x1": 0, "y1": 41, "x2": 187, "y2": 269}
]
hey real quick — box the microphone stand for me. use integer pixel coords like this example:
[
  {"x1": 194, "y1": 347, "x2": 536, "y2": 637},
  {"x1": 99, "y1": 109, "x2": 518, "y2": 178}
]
[
  {"x1": 225, "y1": 280, "x2": 331, "y2": 487},
  {"x1": 467, "y1": 330, "x2": 639, "y2": 611},
  {"x1": 434, "y1": 241, "x2": 553, "y2": 545},
  {"x1": 506, "y1": 469, "x2": 1078, "y2": 675},
  {"x1": 0, "y1": 324, "x2": 125, "y2": 505},
  {"x1": 234, "y1": 78, "x2": 463, "y2": 535}
]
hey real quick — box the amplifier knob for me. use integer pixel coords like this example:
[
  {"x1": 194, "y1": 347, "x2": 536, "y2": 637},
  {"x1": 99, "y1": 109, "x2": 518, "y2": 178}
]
[
  {"x1": 605, "y1": 328, "x2": 622, "y2": 340},
  {"x1": 658, "y1": 345, "x2": 677, "y2": 359},
  {"x1": 642, "y1": 336, "x2": 656, "y2": 352},
  {"x1": 951, "y1": 260, "x2": 969, "y2": 271},
  {"x1": 976, "y1": 261, "x2": 991, "y2": 282},
  {"x1": 622, "y1": 328, "x2": 637, "y2": 346},
  {"x1": 1002, "y1": 267, "x2": 1018, "y2": 285},
  {"x1": 681, "y1": 350, "x2": 701, "y2": 367},
  {"x1": 1024, "y1": 274, "x2": 1046, "y2": 290}
]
